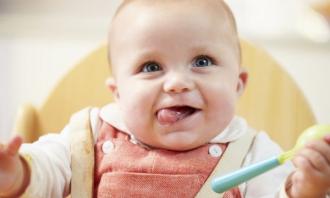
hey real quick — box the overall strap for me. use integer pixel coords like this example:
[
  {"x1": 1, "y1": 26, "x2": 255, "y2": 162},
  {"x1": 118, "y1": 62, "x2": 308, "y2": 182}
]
[
  {"x1": 69, "y1": 107, "x2": 94, "y2": 198},
  {"x1": 195, "y1": 129, "x2": 257, "y2": 198}
]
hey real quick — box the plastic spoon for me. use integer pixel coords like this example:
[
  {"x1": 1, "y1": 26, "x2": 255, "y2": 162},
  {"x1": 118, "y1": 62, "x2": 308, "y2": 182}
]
[{"x1": 211, "y1": 124, "x2": 330, "y2": 193}]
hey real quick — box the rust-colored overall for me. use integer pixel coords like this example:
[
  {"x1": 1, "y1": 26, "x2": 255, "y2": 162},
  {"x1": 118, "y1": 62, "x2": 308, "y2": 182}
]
[{"x1": 94, "y1": 118, "x2": 241, "y2": 198}]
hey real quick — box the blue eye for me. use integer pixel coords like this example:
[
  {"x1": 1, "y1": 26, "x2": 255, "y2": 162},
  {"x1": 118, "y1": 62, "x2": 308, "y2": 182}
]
[
  {"x1": 141, "y1": 62, "x2": 162, "y2": 73},
  {"x1": 193, "y1": 56, "x2": 213, "y2": 67}
]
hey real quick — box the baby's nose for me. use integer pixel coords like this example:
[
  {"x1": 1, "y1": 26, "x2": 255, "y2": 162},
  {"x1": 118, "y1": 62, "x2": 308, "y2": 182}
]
[{"x1": 163, "y1": 72, "x2": 195, "y2": 93}]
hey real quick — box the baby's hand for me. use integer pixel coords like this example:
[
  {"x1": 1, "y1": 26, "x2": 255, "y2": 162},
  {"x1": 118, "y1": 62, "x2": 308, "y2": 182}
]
[
  {"x1": 0, "y1": 136, "x2": 26, "y2": 197},
  {"x1": 286, "y1": 135, "x2": 330, "y2": 198}
]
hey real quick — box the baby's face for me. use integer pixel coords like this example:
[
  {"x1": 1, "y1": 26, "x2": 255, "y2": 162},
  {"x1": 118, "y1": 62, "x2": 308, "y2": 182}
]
[{"x1": 109, "y1": 1, "x2": 246, "y2": 151}]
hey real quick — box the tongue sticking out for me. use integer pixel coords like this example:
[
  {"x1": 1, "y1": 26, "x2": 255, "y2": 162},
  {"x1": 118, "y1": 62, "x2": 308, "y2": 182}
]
[{"x1": 156, "y1": 106, "x2": 196, "y2": 125}]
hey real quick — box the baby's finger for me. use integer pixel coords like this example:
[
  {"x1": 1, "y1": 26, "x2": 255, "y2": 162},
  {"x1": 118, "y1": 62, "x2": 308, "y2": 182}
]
[
  {"x1": 324, "y1": 134, "x2": 330, "y2": 144},
  {"x1": 295, "y1": 147, "x2": 329, "y2": 172},
  {"x1": 5, "y1": 136, "x2": 23, "y2": 156},
  {"x1": 292, "y1": 155, "x2": 323, "y2": 182},
  {"x1": 292, "y1": 155, "x2": 313, "y2": 171},
  {"x1": 290, "y1": 170, "x2": 305, "y2": 194},
  {"x1": 306, "y1": 140, "x2": 330, "y2": 165}
]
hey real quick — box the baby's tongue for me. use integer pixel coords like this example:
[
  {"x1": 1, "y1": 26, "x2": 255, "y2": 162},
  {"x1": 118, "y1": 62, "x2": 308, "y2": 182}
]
[{"x1": 157, "y1": 106, "x2": 194, "y2": 125}]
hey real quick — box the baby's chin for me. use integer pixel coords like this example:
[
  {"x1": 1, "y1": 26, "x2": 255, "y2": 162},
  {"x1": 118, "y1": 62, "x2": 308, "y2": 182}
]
[
  {"x1": 138, "y1": 133, "x2": 209, "y2": 151},
  {"x1": 145, "y1": 142, "x2": 203, "y2": 151},
  {"x1": 159, "y1": 143, "x2": 205, "y2": 151}
]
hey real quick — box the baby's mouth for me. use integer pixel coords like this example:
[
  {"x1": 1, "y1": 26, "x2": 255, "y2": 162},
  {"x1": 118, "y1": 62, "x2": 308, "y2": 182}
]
[{"x1": 156, "y1": 106, "x2": 200, "y2": 125}]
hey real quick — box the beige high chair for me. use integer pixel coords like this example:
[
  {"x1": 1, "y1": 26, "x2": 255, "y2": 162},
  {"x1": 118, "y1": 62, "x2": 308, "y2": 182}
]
[{"x1": 13, "y1": 40, "x2": 316, "y2": 150}]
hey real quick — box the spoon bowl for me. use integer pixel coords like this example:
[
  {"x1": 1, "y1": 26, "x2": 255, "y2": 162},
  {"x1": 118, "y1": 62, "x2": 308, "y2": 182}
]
[
  {"x1": 279, "y1": 124, "x2": 330, "y2": 163},
  {"x1": 295, "y1": 124, "x2": 330, "y2": 149}
]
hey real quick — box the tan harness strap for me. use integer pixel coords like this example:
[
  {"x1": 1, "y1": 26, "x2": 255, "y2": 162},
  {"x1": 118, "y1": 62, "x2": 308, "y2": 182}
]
[
  {"x1": 69, "y1": 107, "x2": 94, "y2": 198},
  {"x1": 195, "y1": 129, "x2": 256, "y2": 198}
]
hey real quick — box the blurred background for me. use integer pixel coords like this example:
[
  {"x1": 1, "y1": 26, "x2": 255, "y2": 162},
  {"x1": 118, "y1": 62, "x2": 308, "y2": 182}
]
[{"x1": 0, "y1": 0, "x2": 329, "y2": 140}]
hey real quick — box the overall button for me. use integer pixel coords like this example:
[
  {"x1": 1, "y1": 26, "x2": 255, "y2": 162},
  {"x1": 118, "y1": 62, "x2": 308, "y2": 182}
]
[
  {"x1": 208, "y1": 144, "x2": 223, "y2": 157},
  {"x1": 102, "y1": 140, "x2": 114, "y2": 154}
]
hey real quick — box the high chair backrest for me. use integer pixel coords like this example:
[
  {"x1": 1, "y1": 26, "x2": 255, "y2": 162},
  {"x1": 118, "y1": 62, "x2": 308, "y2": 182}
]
[{"x1": 14, "y1": 40, "x2": 316, "y2": 150}]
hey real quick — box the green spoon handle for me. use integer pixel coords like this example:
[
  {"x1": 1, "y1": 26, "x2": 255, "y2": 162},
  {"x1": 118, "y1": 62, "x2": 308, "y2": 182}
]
[{"x1": 211, "y1": 156, "x2": 280, "y2": 193}]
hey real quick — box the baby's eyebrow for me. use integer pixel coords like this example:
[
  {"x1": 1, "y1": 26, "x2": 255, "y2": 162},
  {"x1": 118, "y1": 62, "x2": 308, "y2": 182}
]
[
  {"x1": 188, "y1": 43, "x2": 227, "y2": 55},
  {"x1": 189, "y1": 45, "x2": 215, "y2": 54},
  {"x1": 130, "y1": 49, "x2": 163, "y2": 64}
]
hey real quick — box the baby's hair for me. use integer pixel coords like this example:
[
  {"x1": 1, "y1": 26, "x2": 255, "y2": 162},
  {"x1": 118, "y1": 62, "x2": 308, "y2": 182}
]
[{"x1": 108, "y1": 0, "x2": 241, "y2": 66}]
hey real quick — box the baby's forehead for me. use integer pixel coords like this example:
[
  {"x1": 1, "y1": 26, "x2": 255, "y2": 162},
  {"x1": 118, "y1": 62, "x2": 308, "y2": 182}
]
[
  {"x1": 113, "y1": 0, "x2": 236, "y2": 29},
  {"x1": 108, "y1": 0, "x2": 240, "y2": 69},
  {"x1": 110, "y1": 0, "x2": 238, "y2": 43}
]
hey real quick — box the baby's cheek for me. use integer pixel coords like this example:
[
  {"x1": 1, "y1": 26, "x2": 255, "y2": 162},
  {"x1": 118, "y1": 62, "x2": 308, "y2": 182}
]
[
  {"x1": 210, "y1": 95, "x2": 235, "y2": 117},
  {"x1": 122, "y1": 103, "x2": 153, "y2": 131}
]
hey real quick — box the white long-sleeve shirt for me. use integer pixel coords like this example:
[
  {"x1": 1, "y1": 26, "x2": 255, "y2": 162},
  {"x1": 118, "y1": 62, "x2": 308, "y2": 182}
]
[{"x1": 20, "y1": 104, "x2": 294, "y2": 198}]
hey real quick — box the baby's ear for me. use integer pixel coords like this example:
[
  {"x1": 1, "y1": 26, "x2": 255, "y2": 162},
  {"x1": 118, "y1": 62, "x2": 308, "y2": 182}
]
[
  {"x1": 106, "y1": 77, "x2": 119, "y2": 100},
  {"x1": 236, "y1": 67, "x2": 248, "y2": 96}
]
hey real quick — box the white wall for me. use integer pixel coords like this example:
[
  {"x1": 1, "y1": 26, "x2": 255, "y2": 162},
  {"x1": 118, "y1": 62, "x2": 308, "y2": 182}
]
[
  {"x1": 0, "y1": 0, "x2": 329, "y2": 140},
  {"x1": 0, "y1": 0, "x2": 122, "y2": 140}
]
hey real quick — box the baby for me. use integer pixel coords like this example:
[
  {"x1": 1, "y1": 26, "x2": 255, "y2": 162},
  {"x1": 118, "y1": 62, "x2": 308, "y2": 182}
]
[{"x1": 1, "y1": 0, "x2": 330, "y2": 197}]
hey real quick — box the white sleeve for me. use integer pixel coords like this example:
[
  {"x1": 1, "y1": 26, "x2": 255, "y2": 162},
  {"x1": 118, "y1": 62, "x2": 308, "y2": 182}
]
[
  {"x1": 19, "y1": 108, "x2": 100, "y2": 198},
  {"x1": 241, "y1": 132, "x2": 294, "y2": 198},
  {"x1": 19, "y1": 126, "x2": 72, "y2": 198}
]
